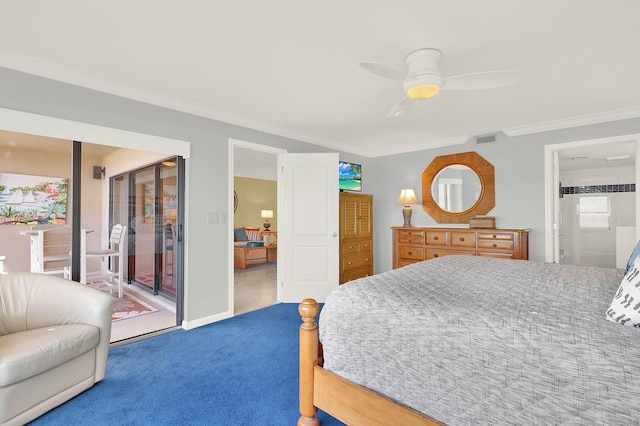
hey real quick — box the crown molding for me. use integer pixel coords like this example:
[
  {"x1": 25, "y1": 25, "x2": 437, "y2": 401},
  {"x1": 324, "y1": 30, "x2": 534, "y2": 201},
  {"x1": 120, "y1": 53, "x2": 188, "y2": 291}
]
[{"x1": 502, "y1": 106, "x2": 640, "y2": 137}]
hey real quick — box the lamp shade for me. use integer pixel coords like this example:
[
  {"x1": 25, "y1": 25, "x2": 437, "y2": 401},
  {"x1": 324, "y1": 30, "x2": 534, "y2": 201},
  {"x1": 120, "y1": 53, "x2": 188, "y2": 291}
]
[
  {"x1": 260, "y1": 209, "x2": 274, "y2": 219},
  {"x1": 396, "y1": 189, "x2": 419, "y2": 206}
]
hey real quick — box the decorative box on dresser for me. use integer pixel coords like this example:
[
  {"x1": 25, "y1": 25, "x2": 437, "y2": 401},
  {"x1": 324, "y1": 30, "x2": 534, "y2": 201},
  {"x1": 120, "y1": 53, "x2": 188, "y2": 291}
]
[
  {"x1": 392, "y1": 226, "x2": 529, "y2": 269},
  {"x1": 340, "y1": 192, "x2": 373, "y2": 284}
]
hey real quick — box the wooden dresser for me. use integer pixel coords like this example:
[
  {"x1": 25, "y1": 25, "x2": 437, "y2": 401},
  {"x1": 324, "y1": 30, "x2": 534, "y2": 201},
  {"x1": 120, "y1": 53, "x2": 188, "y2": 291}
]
[
  {"x1": 340, "y1": 192, "x2": 373, "y2": 284},
  {"x1": 392, "y1": 226, "x2": 529, "y2": 269}
]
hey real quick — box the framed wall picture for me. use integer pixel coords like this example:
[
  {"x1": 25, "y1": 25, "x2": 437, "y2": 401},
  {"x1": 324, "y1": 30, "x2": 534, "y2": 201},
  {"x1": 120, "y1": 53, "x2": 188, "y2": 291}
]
[{"x1": 0, "y1": 172, "x2": 68, "y2": 225}]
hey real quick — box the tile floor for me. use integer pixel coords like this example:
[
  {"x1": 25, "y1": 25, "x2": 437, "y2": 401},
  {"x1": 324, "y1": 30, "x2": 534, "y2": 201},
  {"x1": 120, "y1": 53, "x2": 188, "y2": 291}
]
[
  {"x1": 110, "y1": 284, "x2": 177, "y2": 343},
  {"x1": 110, "y1": 264, "x2": 277, "y2": 343},
  {"x1": 234, "y1": 264, "x2": 277, "y2": 314}
]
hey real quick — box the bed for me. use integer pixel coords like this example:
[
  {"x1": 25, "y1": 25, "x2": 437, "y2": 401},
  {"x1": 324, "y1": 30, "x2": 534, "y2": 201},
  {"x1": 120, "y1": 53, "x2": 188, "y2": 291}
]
[{"x1": 298, "y1": 255, "x2": 640, "y2": 425}]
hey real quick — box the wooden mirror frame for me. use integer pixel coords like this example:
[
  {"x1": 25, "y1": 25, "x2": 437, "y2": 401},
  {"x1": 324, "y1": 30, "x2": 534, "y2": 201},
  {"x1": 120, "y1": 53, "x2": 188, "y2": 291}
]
[{"x1": 421, "y1": 151, "x2": 495, "y2": 223}]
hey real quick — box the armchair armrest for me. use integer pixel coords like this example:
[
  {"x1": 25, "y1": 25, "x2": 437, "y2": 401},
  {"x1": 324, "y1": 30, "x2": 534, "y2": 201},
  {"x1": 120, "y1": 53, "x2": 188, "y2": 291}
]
[{"x1": 0, "y1": 273, "x2": 113, "y2": 380}]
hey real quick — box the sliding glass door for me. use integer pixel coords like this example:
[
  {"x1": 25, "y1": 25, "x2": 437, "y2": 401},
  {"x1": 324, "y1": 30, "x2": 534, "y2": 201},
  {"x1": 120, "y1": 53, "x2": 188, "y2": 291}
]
[
  {"x1": 110, "y1": 174, "x2": 129, "y2": 282},
  {"x1": 110, "y1": 158, "x2": 182, "y2": 303},
  {"x1": 132, "y1": 166, "x2": 156, "y2": 292},
  {"x1": 159, "y1": 162, "x2": 178, "y2": 297}
]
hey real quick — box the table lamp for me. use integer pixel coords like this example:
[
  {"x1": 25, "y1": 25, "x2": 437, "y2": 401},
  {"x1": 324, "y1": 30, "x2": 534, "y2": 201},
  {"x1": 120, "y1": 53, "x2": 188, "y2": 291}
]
[
  {"x1": 396, "y1": 189, "x2": 419, "y2": 227},
  {"x1": 260, "y1": 209, "x2": 274, "y2": 230}
]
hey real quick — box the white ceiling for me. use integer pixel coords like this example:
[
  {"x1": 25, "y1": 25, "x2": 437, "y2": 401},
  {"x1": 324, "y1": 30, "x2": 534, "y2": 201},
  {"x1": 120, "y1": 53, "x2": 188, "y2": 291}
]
[
  {"x1": 1, "y1": 1, "x2": 640, "y2": 158},
  {"x1": 0, "y1": 129, "x2": 118, "y2": 157},
  {"x1": 558, "y1": 140, "x2": 636, "y2": 171}
]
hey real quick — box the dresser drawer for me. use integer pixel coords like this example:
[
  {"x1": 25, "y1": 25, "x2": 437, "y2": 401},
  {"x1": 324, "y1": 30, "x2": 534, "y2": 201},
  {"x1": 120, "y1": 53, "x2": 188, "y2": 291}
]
[
  {"x1": 342, "y1": 267, "x2": 372, "y2": 283},
  {"x1": 359, "y1": 239, "x2": 372, "y2": 252},
  {"x1": 398, "y1": 246, "x2": 424, "y2": 261},
  {"x1": 397, "y1": 229, "x2": 425, "y2": 245},
  {"x1": 342, "y1": 240, "x2": 372, "y2": 255},
  {"x1": 426, "y1": 231, "x2": 448, "y2": 246},
  {"x1": 477, "y1": 240, "x2": 514, "y2": 250},
  {"x1": 342, "y1": 241, "x2": 359, "y2": 255},
  {"x1": 426, "y1": 249, "x2": 474, "y2": 259},
  {"x1": 477, "y1": 232, "x2": 514, "y2": 241},
  {"x1": 477, "y1": 251, "x2": 514, "y2": 259},
  {"x1": 397, "y1": 259, "x2": 420, "y2": 268},
  {"x1": 342, "y1": 253, "x2": 372, "y2": 272},
  {"x1": 450, "y1": 231, "x2": 475, "y2": 248}
]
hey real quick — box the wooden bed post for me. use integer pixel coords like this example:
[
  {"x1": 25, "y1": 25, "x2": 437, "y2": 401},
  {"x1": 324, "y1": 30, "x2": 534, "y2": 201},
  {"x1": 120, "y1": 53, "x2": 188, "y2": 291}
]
[{"x1": 298, "y1": 298, "x2": 320, "y2": 426}]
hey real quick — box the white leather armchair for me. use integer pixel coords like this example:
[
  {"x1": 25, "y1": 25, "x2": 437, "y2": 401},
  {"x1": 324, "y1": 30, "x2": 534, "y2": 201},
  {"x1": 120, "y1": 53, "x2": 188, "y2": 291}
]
[{"x1": 0, "y1": 273, "x2": 113, "y2": 426}]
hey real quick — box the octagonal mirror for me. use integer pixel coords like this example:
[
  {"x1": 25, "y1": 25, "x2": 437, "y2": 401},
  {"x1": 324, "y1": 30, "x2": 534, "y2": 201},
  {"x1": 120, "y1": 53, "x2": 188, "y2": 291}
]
[{"x1": 422, "y1": 151, "x2": 495, "y2": 223}]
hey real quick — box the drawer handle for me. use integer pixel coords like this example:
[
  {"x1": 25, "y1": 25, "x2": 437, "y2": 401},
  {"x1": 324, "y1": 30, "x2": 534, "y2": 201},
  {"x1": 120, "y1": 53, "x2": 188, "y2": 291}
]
[
  {"x1": 365, "y1": 258, "x2": 369, "y2": 262},
  {"x1": 408, "y1": 251, "x2": 412, "y2": 255},
  {"x1": 433, "y1": 253, "x2": 439, "y2": 258},
  {"x1": 433, "y1": 236, "x2": 439, "y2": 241},
  {"x1": 493, "y1": 235, "x2": 497, "y2": 239},
  {"x1": 493, "y1": 244, "x2": 497, "y2": 247},
  {"x1": 459, "y1": 237, "x2": 465, "y2": 241},
  {"x1": 348, "y1": 261, "x2": 352, "y2": 265},
  {"x1": 349, "y1": 246, "x2": 354, "y2": 249}
]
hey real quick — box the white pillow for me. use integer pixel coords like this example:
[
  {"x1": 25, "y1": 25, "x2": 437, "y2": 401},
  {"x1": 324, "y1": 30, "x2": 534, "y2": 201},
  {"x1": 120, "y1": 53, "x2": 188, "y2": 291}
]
[
  {"x1": 606, "y1": 256, "x2": 640, "y2": 326},
  {"x1": 625, "y1": 240, "x2": 640, "y2": 273},
  {"x1": 246, "y1": 229, "x2": 261, "y2": 241}
]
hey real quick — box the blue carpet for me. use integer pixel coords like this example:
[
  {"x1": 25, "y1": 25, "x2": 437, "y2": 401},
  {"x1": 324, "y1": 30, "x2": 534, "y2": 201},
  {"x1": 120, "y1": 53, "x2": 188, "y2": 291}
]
[{"x1": 32, "y1": 303, "x2": 345, "y2": 425}]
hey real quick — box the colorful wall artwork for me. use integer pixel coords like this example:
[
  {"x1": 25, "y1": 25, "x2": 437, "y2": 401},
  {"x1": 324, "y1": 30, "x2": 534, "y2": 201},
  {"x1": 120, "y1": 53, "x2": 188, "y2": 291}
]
[{"x1": 0, "y1": 172, "x2": 68, "y2": 225}]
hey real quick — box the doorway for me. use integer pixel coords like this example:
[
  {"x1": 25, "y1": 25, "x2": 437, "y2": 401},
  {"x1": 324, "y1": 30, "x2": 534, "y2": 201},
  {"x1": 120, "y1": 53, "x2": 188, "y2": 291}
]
[
  {"x1": 545, "y1": 135, "x2": 640, "y2": 267},
  {"x1": 230, "y1": 140, "x2": 285, "y2": 315}
]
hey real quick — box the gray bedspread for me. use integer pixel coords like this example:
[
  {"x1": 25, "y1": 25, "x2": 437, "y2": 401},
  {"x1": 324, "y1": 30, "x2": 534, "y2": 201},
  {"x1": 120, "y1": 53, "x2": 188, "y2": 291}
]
[{"x1": 319, "y1": 256, "x2": 640, "y2": 425}]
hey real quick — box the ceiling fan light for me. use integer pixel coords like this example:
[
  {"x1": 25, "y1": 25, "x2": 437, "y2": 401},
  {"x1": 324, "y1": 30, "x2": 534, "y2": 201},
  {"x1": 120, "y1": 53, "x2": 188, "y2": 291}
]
[{"x1": 406, "y1": 83, "x2": 440, "y2": 99}]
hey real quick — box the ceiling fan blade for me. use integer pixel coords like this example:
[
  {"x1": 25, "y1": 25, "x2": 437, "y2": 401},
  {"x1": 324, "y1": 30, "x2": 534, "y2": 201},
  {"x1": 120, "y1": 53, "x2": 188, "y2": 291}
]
[
  {"x1": 386, "y1": 96, "x2": 415, "y2": 118},
  {"x1": 442, "y1": 70, "x2": 524, "y2": 90},
  {"x1": 359, "y1": 62, "x2": 409, "y2": 81}
]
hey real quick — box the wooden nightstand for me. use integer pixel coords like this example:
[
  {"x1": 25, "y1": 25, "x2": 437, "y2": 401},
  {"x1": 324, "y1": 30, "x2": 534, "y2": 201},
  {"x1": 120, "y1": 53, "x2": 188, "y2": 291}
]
[
  {"x1": 261, "y1": 230, "x2": 277, "y2": 245},
  {"x1": 266, "y1": 244, "x2": 277, "y2": 263}
]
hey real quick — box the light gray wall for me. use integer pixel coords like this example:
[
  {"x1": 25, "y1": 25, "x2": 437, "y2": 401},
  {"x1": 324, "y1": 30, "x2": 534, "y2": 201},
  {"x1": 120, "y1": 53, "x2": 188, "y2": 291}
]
[
  {"x1": 2, "y1": 66, "x2": 639, "y2": 322},
  {"x1": 0, "y1": 66, "x2": 369, "y2": 324},
  {"x1": 368, "y1": 121, "x2": 640, "y2": 272}
]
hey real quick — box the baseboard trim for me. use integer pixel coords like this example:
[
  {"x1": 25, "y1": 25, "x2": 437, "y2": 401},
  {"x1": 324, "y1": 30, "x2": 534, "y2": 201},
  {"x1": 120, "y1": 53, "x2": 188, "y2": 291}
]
[{"x1": 182, "y1": 311, "x2": 232, "y2": 330}]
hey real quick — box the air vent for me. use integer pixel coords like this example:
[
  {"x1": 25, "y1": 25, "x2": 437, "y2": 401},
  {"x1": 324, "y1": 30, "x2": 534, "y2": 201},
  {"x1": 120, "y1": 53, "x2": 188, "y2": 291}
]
[{"x1": 476, "y1": 134, "x2": 497, "y2": 145}]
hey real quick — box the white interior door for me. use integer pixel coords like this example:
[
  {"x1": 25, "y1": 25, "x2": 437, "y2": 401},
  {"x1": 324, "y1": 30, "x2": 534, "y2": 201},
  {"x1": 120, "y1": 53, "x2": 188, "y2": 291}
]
[{"x1": 278, "y1": 153, "x2": 339, "y2": 303}]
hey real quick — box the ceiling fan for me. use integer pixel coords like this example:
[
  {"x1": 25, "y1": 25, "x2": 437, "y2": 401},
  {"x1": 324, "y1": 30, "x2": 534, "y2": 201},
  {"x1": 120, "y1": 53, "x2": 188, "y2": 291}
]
[{"x1": 359, "y1": 48, "x2": 523, "y2": 117}]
